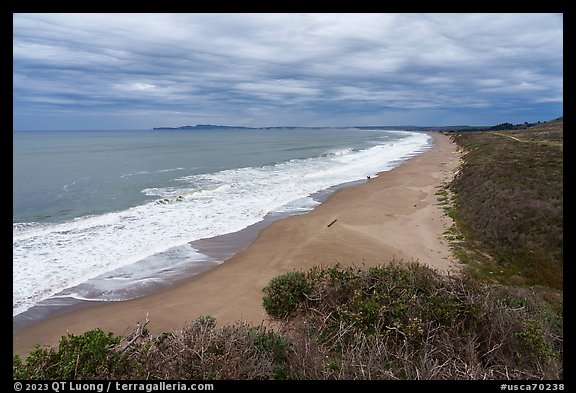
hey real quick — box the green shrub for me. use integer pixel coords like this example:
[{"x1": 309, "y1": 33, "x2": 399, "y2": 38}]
[
  {"x1": 262, "y1": 271, "x2": 311, "y2": 318},
  {"x1": 271, "y1": 263, "x2": 562, "y2": 379},
  {"x1": 515, "y1": 320, "x2": 555, "y2": 362},
  {"x1": 13, "y1": 329, "x2": 123, "y2": 380}
]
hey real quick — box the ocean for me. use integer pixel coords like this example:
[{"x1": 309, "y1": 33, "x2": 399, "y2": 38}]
[{"x1": 13, "y1": 128, "x2": 431, "y2": 322}]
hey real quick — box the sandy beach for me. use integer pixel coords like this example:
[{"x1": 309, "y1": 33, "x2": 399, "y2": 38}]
[{"x1": 13, "y1": 132, "x2": 461, "y2": 357}]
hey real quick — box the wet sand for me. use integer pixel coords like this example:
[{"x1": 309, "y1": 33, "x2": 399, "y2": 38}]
[{"x1": 13, "y1": 132, "x2": 461, "y2": 357}]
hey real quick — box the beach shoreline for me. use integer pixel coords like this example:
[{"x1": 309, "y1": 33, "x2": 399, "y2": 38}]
[
  {"x1": 13, "y1": 132, "x2": 461, "y2": 357},
  {"x1": 12, "y1": 175, "x2": 383, "y2": 332}
]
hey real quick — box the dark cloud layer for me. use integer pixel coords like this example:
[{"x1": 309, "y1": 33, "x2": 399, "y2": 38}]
[{"x1": 13, "y1": 13, "x2": 563, "y2": 130}]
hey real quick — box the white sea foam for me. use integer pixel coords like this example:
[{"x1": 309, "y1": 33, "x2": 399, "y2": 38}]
[
  {"x1": 13, "y1": 131, "x2": 431, "y2": 316},
  {"x1": 120, "y1": 167, "x2": 185, "y2": 178}
]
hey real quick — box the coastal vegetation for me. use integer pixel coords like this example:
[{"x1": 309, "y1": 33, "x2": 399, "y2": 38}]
[
  {"x1": 14, "y1": 119, "x2": 563, "y2": 380},
  {"x1": 13, "y1": 263, "x2": 562, "y2": 380},
  {"x1": 442, "y1": 118, "x2": 563, "y2": 289}
]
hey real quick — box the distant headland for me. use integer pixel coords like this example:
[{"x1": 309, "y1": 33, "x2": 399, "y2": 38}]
[
  {"x1": 152, "y1": 124, "x2": 337, "y2": 130},
  {"x1": 153, "y1": 121, "x2": 555, "y2": 132},
  {"x1": 153, "y1": 124, "x2": 255, "y2": 130}
]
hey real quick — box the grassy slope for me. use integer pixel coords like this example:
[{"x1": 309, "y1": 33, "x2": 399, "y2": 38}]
[{"x1": 445, "y1": 118, "x2": 563, "y2": 289}]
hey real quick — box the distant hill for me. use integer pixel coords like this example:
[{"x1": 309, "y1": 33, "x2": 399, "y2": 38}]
[
  {"x1": 153, "y1": 124, "x2": 256, "y2": 130},
  {"x1": 154, "y1": 124, "x2": 337, "y2": 131}
]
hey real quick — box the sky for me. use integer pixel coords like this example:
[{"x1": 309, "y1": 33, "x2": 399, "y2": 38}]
[{"x1": 13, "y1": 13, "x2": 563, "y2": 130}]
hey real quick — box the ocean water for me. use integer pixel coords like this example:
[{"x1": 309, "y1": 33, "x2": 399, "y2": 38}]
[{"x1": 13, "y1": 128, "x2": 431, "y2": 319}]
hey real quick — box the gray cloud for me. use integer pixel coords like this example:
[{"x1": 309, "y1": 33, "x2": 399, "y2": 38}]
[{"x1": 13, "y1": 13, "x2": 563, "y2": 129}]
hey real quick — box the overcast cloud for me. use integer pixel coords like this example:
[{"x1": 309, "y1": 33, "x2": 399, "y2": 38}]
[{"x1": 13, "y1": 13, "x2": 563, "y2": 130}]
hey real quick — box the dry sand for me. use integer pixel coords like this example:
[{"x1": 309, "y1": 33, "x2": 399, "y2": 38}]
[{"x1": 13, "y1": 132, "x2": 461, "y2": 357}]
